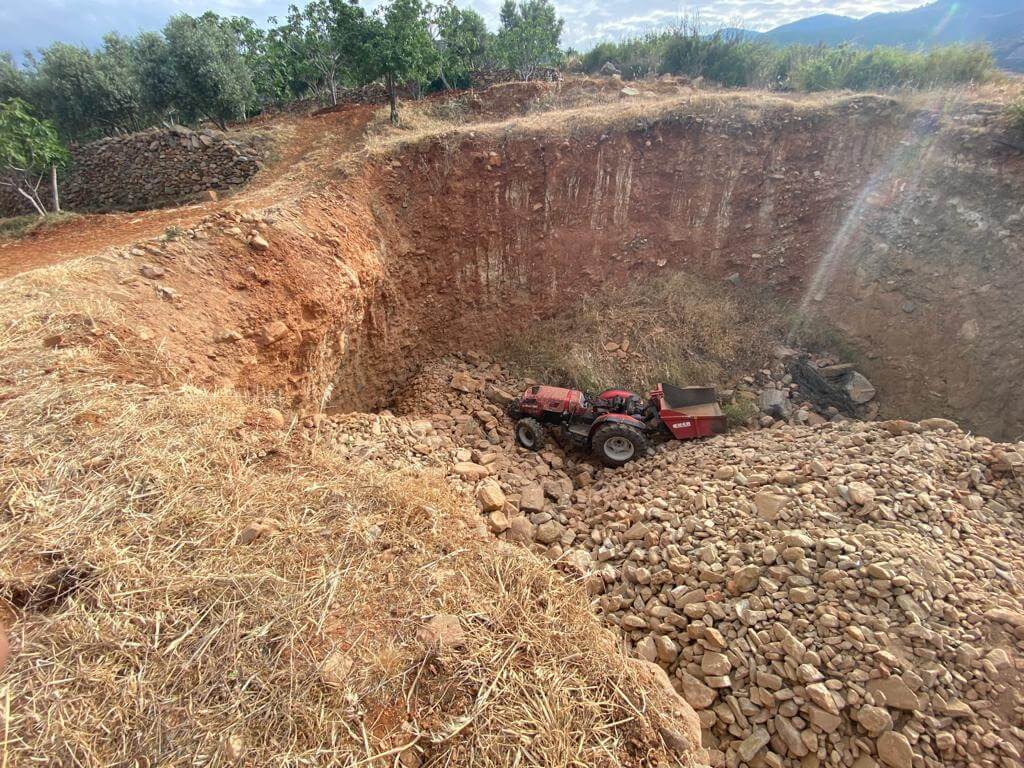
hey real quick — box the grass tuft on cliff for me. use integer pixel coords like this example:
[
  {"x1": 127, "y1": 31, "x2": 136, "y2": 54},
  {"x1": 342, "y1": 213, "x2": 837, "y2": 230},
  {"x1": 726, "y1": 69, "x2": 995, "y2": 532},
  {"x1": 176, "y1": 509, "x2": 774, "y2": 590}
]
[{"x1": 497, "y1": 271, "x2": 785, "y2": 395}]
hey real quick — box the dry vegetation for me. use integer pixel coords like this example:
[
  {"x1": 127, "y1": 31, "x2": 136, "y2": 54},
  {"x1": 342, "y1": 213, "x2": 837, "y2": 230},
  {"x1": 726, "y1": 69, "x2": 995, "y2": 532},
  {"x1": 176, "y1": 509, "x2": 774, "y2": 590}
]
[
  {"x1": 0, "y1": 264, "x2": 693, "y2": 765},
  {"x1": 497, "y1": 272, "x2": 783, "y2": 397},
  {"x1": 0, "y1": 211, "x2": 80, "y2": 242},
  {"x1": 361, "y1": 82, "x2": 863, "y2": 158}
]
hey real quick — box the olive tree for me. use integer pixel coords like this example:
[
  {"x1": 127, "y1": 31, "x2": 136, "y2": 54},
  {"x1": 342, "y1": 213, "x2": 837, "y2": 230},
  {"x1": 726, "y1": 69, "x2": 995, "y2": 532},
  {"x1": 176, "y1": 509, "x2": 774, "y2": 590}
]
[
  {"x1": 433, "y1": 2, "x2": 491, "y2": 89},
  {"x1": 31, "y1": 37, "x2": 145, "y2": 140},
  {"x1": 276, "y1": 0, "x2": 369, "y2": 105},
  {"x1": 366, "y1": 0, "x2": 438, "y2": 124},
  {"x1": 161, "y1": 13, "x2": 256, "y2": 128},
  {"x1": 0, "y1": 53, "x2": 30, "y2": 103},
  {"x1": 494, "y1": 0, "x2": 563, "y2": 80}
]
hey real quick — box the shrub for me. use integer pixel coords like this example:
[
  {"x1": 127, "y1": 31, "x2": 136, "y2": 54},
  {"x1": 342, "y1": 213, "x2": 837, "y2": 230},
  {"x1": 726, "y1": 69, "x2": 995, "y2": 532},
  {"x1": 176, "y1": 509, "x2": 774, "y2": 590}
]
[
  {"x1": 580, "y1": 26, "x2": 994, "y2": 93},
  {"x1": 1006, "y1": 99, "x2": 1024, "y2": 137},
  {"x1": 581, "y1": 32, "x2": 673, "y2": 79},
  {"x1": 723, "y1": 397, "x2": 760, "y2": 428}
]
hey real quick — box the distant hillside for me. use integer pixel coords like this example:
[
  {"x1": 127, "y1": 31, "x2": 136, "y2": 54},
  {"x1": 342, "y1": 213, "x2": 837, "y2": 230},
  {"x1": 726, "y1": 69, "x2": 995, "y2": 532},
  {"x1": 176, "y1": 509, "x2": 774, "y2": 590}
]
[{"x1": 760, "y1": 0, "x2": 1024, "y2": 72}]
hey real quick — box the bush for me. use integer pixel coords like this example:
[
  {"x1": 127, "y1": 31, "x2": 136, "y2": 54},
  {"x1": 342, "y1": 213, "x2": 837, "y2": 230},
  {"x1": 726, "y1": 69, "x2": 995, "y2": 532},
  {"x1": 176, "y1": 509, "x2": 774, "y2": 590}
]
[
  {"x1": 723, "y1": 397, "x2": 760, "y2": 429},
  {"x1": 580, "y1": 26, "x2": 994, "y2": 93},
  {"x1": 0, "y1": 212, "x2": 78, "y2": 241},
  {"x1": 1006, "y1": 99, "x2": 1024, "y2": 137},
  {"x1": 581, "y1": 32, "x2": 673, "y2": 79}
]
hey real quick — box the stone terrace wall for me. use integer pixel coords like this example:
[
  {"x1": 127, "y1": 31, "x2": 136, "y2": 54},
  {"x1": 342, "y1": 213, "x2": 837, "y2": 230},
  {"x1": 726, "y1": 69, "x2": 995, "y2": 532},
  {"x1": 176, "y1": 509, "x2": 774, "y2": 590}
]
[{"x1": 0, "y1": 125, "x2": 262, "y2": 216}]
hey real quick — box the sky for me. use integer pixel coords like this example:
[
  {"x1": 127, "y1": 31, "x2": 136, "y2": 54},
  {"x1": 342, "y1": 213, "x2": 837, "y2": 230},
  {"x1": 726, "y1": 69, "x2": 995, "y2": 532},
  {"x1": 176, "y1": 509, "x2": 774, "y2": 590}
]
[{"x1": 0, "y1": 0, "x2": 931, "y2": 59}]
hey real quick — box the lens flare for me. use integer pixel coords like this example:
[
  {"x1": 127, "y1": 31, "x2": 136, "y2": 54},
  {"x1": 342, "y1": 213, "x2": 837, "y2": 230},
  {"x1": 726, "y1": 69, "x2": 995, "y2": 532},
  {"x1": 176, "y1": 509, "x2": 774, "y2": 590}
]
[{"x1": 789, "y1": 92, "x2": 960, "y2": 343}]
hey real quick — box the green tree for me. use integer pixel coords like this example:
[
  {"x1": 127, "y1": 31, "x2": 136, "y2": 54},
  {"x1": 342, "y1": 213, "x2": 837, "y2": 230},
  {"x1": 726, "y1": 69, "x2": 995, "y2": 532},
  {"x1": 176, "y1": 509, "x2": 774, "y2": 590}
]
[
  {"x1": 162, "y1": 13, "x2": 256, "y2": 128},
  {"x1": 276, "y1": 0, "x2": 369, "y2": 105},
  {"x1": 32, "y1": 38, "x2": 145, "y2": 140},
  {"x1": 366, "y1": 0, "x2": 439, "y2": 124},
  {"x1": 236, "y1": 19, "x2": 301, "y2": 106},
  {"x1": 433, "y1": 2, "x2": 491, "y2": 89},
  {"x1": 0, "y1": 53, "x2": 30, "y2": 103},
  {"x1": 0, "y1": 98, "x2": 69, "y2": 216},
  {"x1": 494, "y1": 0, "x2": 563, "y2": 80},
  {"x1": 132, "y1": 32, "x2": 178, "y2": 120}
]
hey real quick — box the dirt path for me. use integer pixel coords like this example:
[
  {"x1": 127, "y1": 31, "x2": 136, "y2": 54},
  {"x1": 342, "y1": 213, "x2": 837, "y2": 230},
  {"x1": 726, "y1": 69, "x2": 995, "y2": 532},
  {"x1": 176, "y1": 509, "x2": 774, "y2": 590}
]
[{"x1": 0, "y1": 105, "x2": 376, "y2": 281}]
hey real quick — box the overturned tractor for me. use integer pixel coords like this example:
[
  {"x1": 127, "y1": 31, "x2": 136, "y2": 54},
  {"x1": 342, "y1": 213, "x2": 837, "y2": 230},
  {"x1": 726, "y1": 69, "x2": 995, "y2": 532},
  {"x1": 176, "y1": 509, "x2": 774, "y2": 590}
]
[{"x1": 510, "y1": 383, "x2": 727, "y2": 466}]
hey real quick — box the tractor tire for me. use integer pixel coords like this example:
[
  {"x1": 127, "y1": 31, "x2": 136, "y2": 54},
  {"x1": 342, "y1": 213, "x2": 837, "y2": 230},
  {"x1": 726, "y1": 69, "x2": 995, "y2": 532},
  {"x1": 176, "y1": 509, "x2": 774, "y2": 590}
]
[
  {"x1": 593, "y1": 423, "x2": 648, "y2": 467},
  {"x1": 515, "y1": 418, "x2": 546, "y2": 452}
]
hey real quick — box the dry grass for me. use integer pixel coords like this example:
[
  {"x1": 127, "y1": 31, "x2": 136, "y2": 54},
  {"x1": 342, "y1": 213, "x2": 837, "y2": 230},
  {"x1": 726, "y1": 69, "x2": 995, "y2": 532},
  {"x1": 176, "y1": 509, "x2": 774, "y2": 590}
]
[
  {"x1": 497, "y1": 272, "x2": 784, "y2": 395},
  {"x1": 361, "y1": 81, "x2": 903, "y2": 158},
  {"x1": 0, "y1": 263, "x2": 695, "y2": 765},
  {"x1": 361, "y1": 75, "x2": 1024, "y2": 167},
  {"x1": 0, "y1": 212, "x2": 81, "y2": 243}
]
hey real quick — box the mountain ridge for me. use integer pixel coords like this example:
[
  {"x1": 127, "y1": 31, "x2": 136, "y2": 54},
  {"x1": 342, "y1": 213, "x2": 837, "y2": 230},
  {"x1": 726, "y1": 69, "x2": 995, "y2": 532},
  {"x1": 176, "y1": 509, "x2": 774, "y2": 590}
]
[{"x1": 755, "y1": 0, "x2": 1024, "y2": 71}]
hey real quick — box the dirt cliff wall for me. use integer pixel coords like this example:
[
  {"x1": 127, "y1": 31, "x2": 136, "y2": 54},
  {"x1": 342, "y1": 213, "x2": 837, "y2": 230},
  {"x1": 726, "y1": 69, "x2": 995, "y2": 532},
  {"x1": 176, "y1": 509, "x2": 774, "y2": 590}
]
[
  {"x1": 327, "y1": 95, "x2": 1022, "y2": 439},
  {"x1": 313, "y1": 97, "x2": 902, "y2": 409},
  {"x1": 86, "y1": 94, "x2": 1023, "y2": 441}
]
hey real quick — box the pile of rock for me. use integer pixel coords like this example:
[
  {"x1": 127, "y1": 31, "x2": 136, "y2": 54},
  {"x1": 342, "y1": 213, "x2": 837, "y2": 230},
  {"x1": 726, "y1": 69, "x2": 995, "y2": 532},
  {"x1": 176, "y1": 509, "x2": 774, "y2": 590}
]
[
  {"x1": 746, "y1": 348, "x2": 879, "y2": 429},
  {"x1": 563, "y1": 424, "x2": 1023, "y2": 768},
  {"x1": 0, "y1": 125, "x2": 263, "y2": 217},
  {"x1": 307, "y1": 355, "x2": 1024, "y2": 768}
]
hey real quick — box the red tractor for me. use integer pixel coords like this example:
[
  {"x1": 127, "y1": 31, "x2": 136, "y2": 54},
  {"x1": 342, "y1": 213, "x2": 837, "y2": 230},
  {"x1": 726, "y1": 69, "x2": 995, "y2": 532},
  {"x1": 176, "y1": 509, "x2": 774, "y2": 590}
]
[{"x1": 509, "y1": 383, "x2": 726, "y2": 467}]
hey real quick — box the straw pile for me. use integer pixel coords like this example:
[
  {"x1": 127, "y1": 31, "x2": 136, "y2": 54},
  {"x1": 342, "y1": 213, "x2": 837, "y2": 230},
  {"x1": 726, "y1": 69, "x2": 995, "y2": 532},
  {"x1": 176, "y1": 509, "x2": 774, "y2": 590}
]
[{"x1": 0, "y1": 262, "x2": 701, "y2": 766}]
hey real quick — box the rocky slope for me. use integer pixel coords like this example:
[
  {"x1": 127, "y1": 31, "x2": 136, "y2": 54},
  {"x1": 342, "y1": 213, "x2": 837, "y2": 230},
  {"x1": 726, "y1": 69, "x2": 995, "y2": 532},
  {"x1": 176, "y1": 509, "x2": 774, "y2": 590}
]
[{"x1": 310, "y1": 355, "x2": 1024, "y2": 768}]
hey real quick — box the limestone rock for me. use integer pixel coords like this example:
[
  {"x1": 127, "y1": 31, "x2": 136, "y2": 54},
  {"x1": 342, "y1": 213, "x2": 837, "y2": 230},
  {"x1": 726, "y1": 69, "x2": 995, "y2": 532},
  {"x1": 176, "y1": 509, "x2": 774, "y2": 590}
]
[
  {"x1": 417, "y1": 614, "x2": 465, "y2": 647},
  {"x1": 261, "y1": 321, "x2": 290, "y2": 346},
  {"x1": 876, "y1": 731, "x2": 913, "y2": 768},
  {"x1": 858, "y1": 705, "x2": 893, "y2": 735},
  {"x1": 320, "y1": 650, "x2": 354, "y2": 687},
  {"x1": 450, "y1": 371, "x2": 480, "y2": 393},
  {"x1": 919, "y1": 417, "x2": 958, "y2": 431},
  {"x1": 477, "y1": 481, "x2": 505, "y2": 512},
  {"x1": 844, "y1": 371, "x2": 876, "y2": 404},
  {"x1": 678, "y1": 671, "x2": 716, "y2": 709},
  {"x1": 755, "y1": 492, "x2": 789, "y2": 521},
  {"x1": 737, "y1": 727, "x2": 770, "y2": 762},
  {"x1": 867, "y1": 677, "x2": 920, "y2": 711},
  {"x1": 519, "y1": 483, "x2": 546, "y2": 513},
  {"x1": 454, "y1": 462, "x2": 489, "y2": 481}
]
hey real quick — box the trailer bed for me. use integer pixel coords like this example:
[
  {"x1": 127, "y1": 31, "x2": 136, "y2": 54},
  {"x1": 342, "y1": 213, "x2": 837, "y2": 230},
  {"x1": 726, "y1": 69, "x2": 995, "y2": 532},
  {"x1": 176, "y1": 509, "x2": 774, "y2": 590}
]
[{"x1": 653, "y1": 383, "x2": 727, "y2": 440}]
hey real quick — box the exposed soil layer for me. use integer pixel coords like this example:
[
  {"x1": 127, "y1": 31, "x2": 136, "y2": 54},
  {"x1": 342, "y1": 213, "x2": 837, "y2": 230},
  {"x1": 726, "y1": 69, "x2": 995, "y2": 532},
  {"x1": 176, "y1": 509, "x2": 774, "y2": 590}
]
[{"x1": 295, "y1": 92, "x2": 1022, "y2": 438}]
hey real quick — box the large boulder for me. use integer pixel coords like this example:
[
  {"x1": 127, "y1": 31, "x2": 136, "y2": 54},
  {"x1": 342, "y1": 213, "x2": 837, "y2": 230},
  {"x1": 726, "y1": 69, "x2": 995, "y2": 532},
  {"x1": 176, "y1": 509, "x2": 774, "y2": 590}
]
[
  {"x1": 759, "y1": 388, "x2": 791, "y2": 418},
  {"x1": 844, "y1": 371, "x2": 877, "y2": 404}
]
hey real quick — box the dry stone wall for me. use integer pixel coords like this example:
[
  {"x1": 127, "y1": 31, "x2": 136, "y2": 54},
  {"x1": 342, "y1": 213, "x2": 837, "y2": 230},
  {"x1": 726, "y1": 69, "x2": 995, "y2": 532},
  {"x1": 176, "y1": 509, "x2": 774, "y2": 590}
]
[{"x1": 0, "y1": 125, "x2": 262, "y2": 216}]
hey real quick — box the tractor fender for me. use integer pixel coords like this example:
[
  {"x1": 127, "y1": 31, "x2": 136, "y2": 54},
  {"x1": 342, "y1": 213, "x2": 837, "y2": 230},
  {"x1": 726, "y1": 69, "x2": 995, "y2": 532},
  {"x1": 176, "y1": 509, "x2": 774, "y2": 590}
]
[
  {"x1": 597, "y1": 388, "x2": 641, "y2": 401},
  {"x1": 589, "y1": 413, "x2": 646, "y2": 438}
]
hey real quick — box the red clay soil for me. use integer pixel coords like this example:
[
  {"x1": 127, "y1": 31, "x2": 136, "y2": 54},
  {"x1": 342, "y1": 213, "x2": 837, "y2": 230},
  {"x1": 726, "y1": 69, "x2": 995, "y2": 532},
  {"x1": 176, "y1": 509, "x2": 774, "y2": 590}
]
[{"x1": 0, "y1": 105, "x2": 376, "y2": 280}]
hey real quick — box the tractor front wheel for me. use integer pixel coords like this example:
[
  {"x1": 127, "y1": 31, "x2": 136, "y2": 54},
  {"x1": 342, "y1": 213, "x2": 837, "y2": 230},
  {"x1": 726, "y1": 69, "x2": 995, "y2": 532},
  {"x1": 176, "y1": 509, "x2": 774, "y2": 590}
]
[
  {"x1": 593, "y1": 423, "x2": 647, "y2": 467},
  {"x1": 515, "y1": 418, "x2": 546, "y2": 452}
]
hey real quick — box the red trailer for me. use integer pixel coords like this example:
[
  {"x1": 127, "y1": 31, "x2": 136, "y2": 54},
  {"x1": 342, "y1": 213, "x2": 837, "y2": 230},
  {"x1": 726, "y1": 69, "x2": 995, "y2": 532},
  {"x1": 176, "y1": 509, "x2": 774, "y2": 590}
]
[{"x1": 649, "y1": 383, "x2": 727, "y2": 440}]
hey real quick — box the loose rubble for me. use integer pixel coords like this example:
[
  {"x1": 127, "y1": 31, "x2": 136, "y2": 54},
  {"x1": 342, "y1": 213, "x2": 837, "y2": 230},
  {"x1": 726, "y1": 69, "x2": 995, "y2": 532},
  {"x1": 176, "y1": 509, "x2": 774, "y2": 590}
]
[{"x1": 303, "y1": 354, "x2": 1024, "y2": 768}]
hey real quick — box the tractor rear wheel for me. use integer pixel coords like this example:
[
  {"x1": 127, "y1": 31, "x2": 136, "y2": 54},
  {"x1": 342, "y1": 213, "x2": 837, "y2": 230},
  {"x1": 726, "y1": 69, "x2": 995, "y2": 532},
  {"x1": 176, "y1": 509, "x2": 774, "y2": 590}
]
[
  {"x1": 593, "y1": 423, "x2": 647, "y2": 467},
  {"x1": 515, "y1": 418, "x2": 546, "y2": 452}
]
